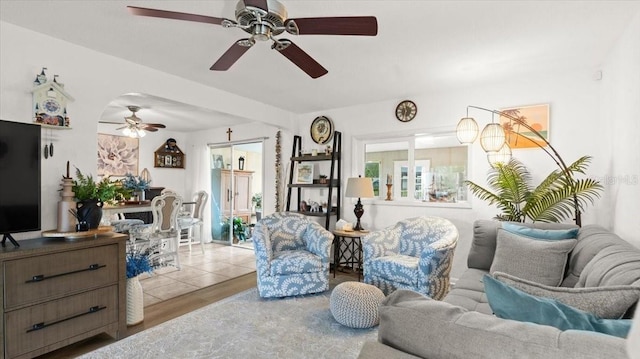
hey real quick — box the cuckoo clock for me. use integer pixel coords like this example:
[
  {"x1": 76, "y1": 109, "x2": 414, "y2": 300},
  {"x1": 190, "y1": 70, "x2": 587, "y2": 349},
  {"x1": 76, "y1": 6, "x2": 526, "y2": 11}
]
[{"x1": 32, "y1": 71, "x2": 74, "y2": 127}]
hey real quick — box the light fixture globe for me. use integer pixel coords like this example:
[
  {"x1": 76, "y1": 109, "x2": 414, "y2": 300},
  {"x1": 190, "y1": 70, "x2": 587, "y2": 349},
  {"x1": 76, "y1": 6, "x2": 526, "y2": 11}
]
[
  {"x1": 480, "y1": 123, "x2": 506, "y2": 152},
  {"x1": 456, "y1": 117, "x2": 479, "y2": 144},
  {"x1": 487, "y1": 143, "x2": 512, "y2": 167}
]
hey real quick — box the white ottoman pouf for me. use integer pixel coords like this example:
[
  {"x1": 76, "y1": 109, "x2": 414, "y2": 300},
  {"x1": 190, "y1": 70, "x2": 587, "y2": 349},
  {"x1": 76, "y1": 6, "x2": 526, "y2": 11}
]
[{"x1": 330, "y1": 281, "x2": 385, "y2": 328}]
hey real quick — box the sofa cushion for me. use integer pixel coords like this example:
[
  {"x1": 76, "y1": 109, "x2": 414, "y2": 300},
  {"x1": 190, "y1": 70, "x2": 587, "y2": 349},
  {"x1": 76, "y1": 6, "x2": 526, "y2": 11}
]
[
  {"x1": 489, "y1": 229, "x2": 577, "y2": 286},
  {"x1": 467, "y1": 220, "x2": 579, "y2": 271},
  {"x1": 563, "y1": 225, "x2": 640, "y2": 288},
  {"x1": 502, "y1": 222, "x2": 579, "y2": 240},
  {"x1": 484, "y1": 275, "x2": 632, "y2": 338},
  {"x1": 494, "y1": 271, "x2": 640, "y2": 319},
  {"x1": 445, "y1": 268, "x2": 492, "y2": 314},
  {"x1": 379, "y1": 289, "x2": 627, "y2": 359}
]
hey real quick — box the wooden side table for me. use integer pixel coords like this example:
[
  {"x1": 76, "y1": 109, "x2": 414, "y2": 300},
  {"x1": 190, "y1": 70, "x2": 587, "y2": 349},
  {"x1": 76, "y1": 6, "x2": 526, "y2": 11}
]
[{"x1": 332, "y1": 229, "x2": 369, "y2": 281}]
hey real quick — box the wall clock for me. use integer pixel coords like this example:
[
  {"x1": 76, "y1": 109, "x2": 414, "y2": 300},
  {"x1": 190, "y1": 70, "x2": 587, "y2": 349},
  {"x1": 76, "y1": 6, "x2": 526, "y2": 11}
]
[
  {"x1": 310, "y1": 116, "x2": 334, "y2": 144},
  {"x1": 32, "y1": 78, "x2": 74, "y2": 127},
  {"x1": 395, "y1": 100, "x2": 417, "y2": 122}
]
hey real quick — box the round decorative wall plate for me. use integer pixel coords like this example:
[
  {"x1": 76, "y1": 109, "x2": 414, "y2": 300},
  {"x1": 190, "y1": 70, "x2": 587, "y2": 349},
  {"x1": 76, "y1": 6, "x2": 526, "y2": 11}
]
[
  {"x1": 395, "y1": 100, "x2": 417, "y2": 122},
  {"x1": 310, "y1": 116, "x2": 334, "y2": 144}
]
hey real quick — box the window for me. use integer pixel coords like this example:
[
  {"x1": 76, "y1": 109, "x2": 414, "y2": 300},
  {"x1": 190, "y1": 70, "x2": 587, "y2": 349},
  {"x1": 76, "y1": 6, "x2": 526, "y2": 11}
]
[{"x1": 361, "y1": 133, "x2": 469, "y2": 204}]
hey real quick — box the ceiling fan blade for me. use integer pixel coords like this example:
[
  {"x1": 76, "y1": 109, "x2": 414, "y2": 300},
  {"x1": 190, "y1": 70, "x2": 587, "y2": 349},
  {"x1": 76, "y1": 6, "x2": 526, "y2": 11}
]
[
  {"x1": 98, "y1": 121, "x2": 126, "y2": 125},
  {"x1": 286, "y1": 17, "x2": 378, "y2": 36},
  {"x1": 127, "y1": 6, "x2": 226, "y2": 25},
  {"x1": 273, "y1": 40, "x2": 328, "y2": 79},
  {"x1": 140, "y1": 126, "x2": 159, "y2": 132},
  {"x1": 116, "y1": 126, "x2": 128, "y2": 131},
  {"x1": 143, "y1": 123, "x2": 167, "y2": 129},
  {"x1": 210, "y1": 40, "x2": 253, "y2": 71},
  {"x1": 243, "y1": 0, "x2": 269, "y2": 11}
]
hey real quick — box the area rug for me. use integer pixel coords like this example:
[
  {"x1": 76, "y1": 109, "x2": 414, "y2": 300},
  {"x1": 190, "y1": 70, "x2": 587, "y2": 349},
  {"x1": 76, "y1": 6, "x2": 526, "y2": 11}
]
[{"x1": 79, "y1": 286, "x2": 377, "y2": 358}]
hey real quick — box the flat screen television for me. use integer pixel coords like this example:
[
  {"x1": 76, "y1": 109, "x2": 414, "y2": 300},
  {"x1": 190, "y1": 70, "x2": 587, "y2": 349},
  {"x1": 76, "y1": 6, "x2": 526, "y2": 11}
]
[{"x1": 0, "y1": 120, "x2": 41, "y2": 246}]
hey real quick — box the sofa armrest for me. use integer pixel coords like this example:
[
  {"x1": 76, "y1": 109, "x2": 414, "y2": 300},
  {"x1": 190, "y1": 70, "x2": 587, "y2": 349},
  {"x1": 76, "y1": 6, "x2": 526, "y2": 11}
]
[{"x1": 378, "y1": 290, "x2": 627, "y2": 359}]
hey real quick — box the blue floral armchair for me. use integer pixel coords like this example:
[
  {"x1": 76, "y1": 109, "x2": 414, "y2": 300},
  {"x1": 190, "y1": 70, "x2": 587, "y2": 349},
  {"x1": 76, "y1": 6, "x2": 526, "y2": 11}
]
[
  {"x1": 253, "y1": 212, "x2": 334, "y2": 298},
  {"x1": 363, "y1": 216, "x2": 459, "y2": 299}
]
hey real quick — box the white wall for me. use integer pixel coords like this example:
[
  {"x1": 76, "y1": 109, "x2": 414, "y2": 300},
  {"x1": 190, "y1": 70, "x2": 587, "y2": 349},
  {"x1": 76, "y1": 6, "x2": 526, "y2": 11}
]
[
  {"x1": 599, "y1": 11, "x2": 640, "y2": 246},
  {"x1": 0, "y1": 22, "x2": 293, "y2": 239}
]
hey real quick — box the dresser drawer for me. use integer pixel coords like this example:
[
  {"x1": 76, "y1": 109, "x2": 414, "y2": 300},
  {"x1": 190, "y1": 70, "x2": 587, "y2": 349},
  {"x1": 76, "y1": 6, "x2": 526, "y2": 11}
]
[
  {"x1": 4, "y1": 244, "x2": 118, "y2": 309},
  {"x1": 5, "y1": 285, "x2": 118, "y2": 358}
]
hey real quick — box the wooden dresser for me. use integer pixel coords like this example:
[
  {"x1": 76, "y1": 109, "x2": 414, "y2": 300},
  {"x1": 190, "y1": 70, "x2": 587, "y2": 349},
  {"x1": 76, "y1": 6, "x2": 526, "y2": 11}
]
[{"x1": 0, "y1": 233, "x2": 127, "y2": 359}]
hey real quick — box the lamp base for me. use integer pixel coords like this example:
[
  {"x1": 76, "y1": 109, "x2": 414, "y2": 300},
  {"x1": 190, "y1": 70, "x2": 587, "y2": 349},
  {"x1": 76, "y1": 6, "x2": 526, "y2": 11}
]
[{"x1": 353, "y1": 198, "x2": 364, "y2": 231}]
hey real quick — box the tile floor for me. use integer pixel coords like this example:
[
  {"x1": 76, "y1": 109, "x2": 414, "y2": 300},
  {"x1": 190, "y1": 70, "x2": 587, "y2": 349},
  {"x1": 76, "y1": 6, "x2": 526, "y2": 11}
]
[{"x1": 139, "y1": 242, "x2": 256, "y2": 307}]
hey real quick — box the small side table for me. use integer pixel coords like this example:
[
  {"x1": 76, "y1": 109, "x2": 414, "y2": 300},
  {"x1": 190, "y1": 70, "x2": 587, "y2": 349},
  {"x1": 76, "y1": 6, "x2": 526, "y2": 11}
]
[{"x1": 332, "y1": 229, "x2": 369, "y2": 281}]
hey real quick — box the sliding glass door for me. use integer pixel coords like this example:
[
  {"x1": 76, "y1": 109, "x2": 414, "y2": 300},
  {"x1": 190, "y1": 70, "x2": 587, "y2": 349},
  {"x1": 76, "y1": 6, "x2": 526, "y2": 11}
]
[{"x1": 209, "y1": 141, "x2": 263, "y2": 246}]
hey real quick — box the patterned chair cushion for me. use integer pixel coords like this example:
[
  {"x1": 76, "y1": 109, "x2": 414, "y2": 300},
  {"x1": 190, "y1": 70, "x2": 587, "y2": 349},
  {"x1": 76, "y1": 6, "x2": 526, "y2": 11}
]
[
  {"x1": 270, "y1": 250, "x2": 324, "y2": 276},
  {"x1": 368, "y1": 255, "x2": 419, "y2": 286}
]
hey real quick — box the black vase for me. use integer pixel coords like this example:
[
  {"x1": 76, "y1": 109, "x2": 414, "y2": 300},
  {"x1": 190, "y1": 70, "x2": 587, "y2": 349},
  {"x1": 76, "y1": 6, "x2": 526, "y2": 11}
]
[{"x1": 76, "y1": 199, "x2": 104, "y2": 230}]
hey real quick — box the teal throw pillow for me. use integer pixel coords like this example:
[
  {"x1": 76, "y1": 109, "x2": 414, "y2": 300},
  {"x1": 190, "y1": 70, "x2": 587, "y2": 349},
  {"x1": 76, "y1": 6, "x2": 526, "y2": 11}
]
[
  {"x1": 502, "y1": 222, "x2": 579, "y2": 240},
  {"x1": 484, "y1": 274, "x2": 632, "y2": 338}
]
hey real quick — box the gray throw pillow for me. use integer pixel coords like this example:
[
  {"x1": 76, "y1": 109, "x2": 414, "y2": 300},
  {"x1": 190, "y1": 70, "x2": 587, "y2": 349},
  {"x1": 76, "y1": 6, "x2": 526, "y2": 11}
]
[
  {"x1": 489, "y1": 229, "x2": 577, "y2": 286},
  {"x1": 494, "y1": 271, "x2": 640, "y2": 319}
]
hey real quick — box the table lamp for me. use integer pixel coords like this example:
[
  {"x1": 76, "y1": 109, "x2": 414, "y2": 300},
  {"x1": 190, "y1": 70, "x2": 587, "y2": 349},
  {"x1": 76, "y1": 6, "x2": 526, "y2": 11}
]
[{"x1": 345, "y1": 176, "x2": 375, "y2": 231}]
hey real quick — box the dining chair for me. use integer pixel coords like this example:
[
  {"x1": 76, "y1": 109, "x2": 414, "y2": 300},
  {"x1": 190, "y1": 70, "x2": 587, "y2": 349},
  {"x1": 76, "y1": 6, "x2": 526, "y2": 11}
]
[
  {"x1": 178, "y1": 190, "x2": 209, "y2": 253},
  {"x1": 129, "y1": 192, "x2": 183, "y2": 270}
]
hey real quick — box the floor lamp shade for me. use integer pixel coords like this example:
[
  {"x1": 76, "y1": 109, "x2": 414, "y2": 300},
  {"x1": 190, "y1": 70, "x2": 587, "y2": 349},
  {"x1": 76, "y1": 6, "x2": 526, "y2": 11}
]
[
  {"x1": 487, "y1": 143, "x2": 512, "y2": 167},
  {"x1": 456, "y1": 117, "x2": 479, "y2": 143},
  {"x1": 480, "y1": 123, "x2": 506, "y2": 152}
]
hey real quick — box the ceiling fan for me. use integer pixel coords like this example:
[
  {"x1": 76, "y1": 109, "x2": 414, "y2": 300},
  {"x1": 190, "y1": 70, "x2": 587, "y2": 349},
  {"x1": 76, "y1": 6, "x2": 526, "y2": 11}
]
[
  {"x1": 99, "y1": 106, "x2": 166, "y2": 138},
  {"x1": 127, "y1": 0, "x2": 378, "y2": 78}
]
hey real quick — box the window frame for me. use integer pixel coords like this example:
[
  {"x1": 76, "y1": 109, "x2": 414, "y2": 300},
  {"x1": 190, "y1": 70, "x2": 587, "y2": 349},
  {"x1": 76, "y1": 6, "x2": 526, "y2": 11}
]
[{"x1": 351, "y1": 129, "x2": 472, "y2": 208}]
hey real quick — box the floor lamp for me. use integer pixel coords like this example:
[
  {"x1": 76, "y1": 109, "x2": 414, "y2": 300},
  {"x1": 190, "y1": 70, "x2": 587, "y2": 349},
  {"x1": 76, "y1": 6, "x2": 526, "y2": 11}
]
[{"x1": 345, "y1": 176, "x2": 375, "y2": 231}]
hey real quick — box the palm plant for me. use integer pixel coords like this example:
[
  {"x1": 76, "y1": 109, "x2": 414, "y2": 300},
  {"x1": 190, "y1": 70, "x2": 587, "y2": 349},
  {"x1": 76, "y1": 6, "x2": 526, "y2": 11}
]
[{"x1": 465, "y1": 156, "x2": 602, "y2": 223}]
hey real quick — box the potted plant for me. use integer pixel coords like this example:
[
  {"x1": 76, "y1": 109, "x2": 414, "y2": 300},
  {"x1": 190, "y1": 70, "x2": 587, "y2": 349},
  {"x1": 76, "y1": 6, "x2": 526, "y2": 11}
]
[
  {"x1": 221, "y1": 217, "x2": 248, "y2": 243},
  {"x1": 122, "y1": 173, "x2": 151, "y2": 201},
  {"x1": 72, "y1": 168, "x2": 119, "y2": 229},
  {"x1": 125, "y1": 246, "x2": 153, "y2": 325},
  {"x1": 465, "y1": 157, "x2": 602, "y2": 223}
]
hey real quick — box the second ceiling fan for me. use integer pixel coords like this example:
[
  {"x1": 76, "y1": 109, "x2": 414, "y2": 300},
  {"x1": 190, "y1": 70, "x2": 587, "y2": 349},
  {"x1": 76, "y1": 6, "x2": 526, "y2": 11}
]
[
  {"x1": 128, "y1": 0, "x2": 378, "y2": 78},
  {"x1": 99, "y1": 106, "x2": 166, "y2": 138}
]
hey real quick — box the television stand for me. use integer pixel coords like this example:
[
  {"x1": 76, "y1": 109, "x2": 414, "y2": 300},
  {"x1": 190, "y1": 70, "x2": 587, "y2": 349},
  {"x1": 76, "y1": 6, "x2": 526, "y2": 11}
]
[{"x1": 1, "y1": 233, "x2": 20, "y2": 247}]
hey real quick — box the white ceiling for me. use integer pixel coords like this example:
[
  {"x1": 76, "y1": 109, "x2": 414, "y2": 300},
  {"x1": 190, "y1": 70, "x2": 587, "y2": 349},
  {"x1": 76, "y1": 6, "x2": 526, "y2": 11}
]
[{"x1": 2, "y1": 0, "x2": 639, "y2": 132}]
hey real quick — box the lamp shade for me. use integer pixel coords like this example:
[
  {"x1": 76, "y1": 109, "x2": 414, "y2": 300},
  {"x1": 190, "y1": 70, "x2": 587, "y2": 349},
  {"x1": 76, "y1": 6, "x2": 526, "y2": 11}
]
[
  {"x1": 456, "y1": 117, "x2": 479, "y2": 143},
  {"x1": 345, "y1": 177, "x2": 375, "y2": 198},
  {"x1": 480, "y1": 123, "x2": 506, "y2": 152},
  {"x1": 487, "y1": 143, "x2": 512, "y2": 167}
]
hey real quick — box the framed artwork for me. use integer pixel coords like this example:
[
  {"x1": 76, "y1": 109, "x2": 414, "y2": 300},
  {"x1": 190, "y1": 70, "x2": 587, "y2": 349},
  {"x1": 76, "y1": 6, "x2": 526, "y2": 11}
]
[
  {"x1": 97, "y1": 133, "x2": 139, "y2": 176},
  {"x1": 499, "y1": 104, "x2": 549, "y2": 149},
  {"x1": 295, "y1": 163, "x2": 314, "y2": 184}
]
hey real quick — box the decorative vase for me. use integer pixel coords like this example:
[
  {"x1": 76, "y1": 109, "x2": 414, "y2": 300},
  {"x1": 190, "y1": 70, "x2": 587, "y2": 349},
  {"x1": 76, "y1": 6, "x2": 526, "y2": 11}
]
[
  {"x1": 138, "y1": 190, "x2": 146, "y2": 201},
  {"x1": 126, "y1": 276, "x2": 144, "y2": 325},
  {"x1": 76, "y1": 199, "x2": 103, "y2": 229}
]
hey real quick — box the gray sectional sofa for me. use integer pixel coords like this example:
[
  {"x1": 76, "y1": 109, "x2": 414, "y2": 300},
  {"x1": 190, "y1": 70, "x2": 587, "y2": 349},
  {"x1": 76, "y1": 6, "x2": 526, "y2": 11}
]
[{"x1": 358, "y1": 220, "x2": 640, "y2": 359}]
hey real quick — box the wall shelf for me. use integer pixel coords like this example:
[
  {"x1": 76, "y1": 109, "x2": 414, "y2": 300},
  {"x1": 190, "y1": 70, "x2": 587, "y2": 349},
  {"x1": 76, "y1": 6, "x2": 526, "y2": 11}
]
[{"x1": 286, "y1": 131, "x2": 342, "y2": 230}]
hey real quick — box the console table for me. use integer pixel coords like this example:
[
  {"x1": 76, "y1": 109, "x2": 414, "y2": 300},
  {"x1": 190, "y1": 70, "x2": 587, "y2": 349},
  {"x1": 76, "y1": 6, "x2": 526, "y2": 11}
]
[{"x1": 0, "y1": 233, "x2": 127, "y2": 359}]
